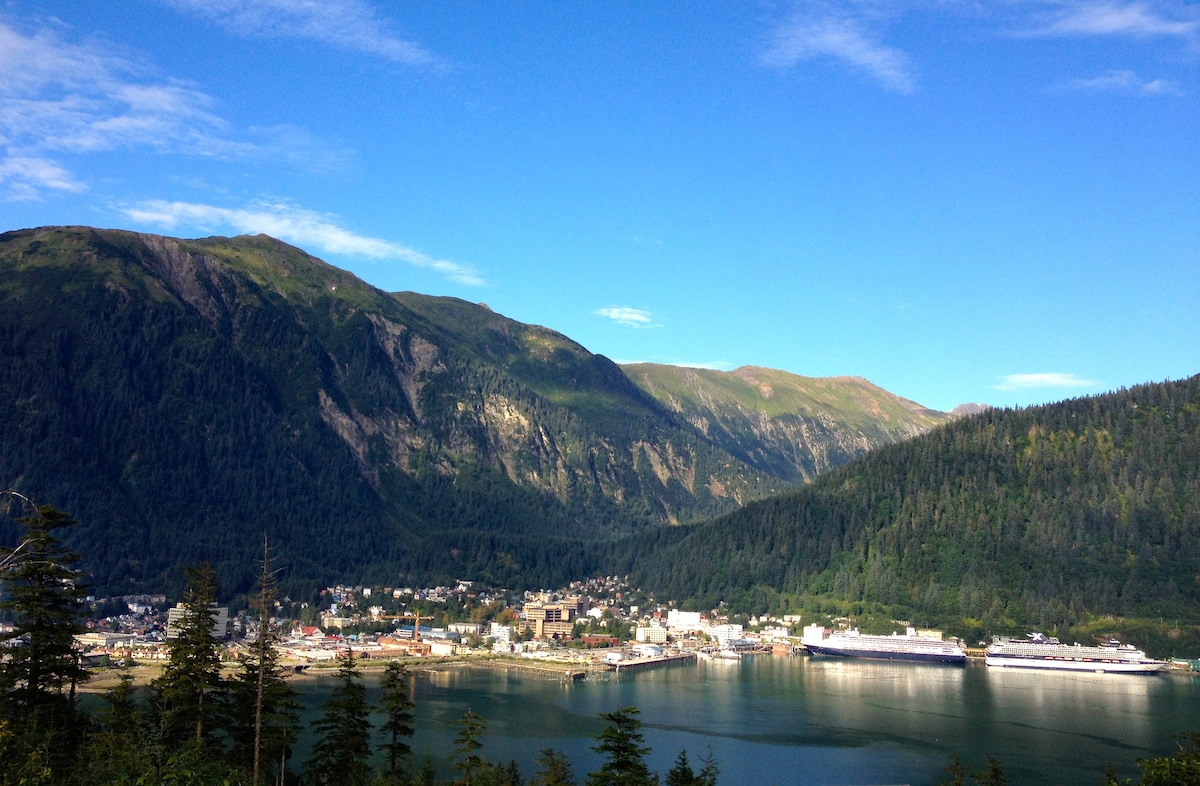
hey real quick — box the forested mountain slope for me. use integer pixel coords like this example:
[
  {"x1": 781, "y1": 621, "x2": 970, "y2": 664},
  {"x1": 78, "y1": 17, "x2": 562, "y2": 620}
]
[
  {"x1": 624, "y1": 364, "x2": 949, "y2": 482},
  {"x1": 0, "y1": 226, "x2": 942, "y2": 596},
  {"x1": 626, "y1": 377, "x2": 1200, "y2": 634},
  {"x1": 0, "y1": 227, "x2": 776, "y2": 593}
]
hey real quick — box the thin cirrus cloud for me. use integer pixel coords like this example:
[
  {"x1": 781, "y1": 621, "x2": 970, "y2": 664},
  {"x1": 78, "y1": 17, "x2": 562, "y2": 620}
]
[
  {"x1": 594, "y1": 307, "x2": 658, "y2": 328},
  {"x1": 760, "y1": 12, "x2": 915, "y2": 94},
  {"x1": 1055, "y1": 68, "x2": 1182, "y2": 95},
  {"x1": 1020, "y1": 2, "x2": 1200, "y2": 39},
  {"x1": 0, "y1": 155, "x2": 87, "y2": 201},
  {"x1": 0, "y1": 20, "x2": 342, "y2": 200},
  {"x1": 120, "y1": 200, "x2": 485, "y2": 287},
  {"x1": 994, "y1": 373, "x2": 1100, "y2": 391},
  {"x1": 156, "y1": 0, "x2": 444, "y2": 68}
]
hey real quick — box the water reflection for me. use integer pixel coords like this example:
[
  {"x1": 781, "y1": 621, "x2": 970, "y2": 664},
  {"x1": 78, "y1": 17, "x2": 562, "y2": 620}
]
[{"x1": 287, "y1": 656, "x2": 1199, "y2": 786}]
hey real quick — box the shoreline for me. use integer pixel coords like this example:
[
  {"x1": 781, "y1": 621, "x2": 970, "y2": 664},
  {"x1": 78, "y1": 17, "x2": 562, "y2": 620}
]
[{"x1": 79, "y1": 654, "x2": 602, "y2": 693}]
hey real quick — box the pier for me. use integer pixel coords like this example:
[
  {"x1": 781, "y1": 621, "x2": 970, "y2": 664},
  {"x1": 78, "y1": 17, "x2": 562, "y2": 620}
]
[{"x1": 609, "y1": 652, "x2": 696, "y2": 672}]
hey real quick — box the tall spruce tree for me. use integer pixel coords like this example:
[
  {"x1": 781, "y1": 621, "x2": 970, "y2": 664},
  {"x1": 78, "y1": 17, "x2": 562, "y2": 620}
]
[
  {"x1": 228, "y1": 540, "x2": 297, "y2": 786},
  {"x1": 665, "y1": 751, "x2": 695, "y2": 786},
  {"x1": 586, "y1": 707, "x2": 656, "y2": 786},
  {"x1": 151, "y1": 563, "x2": 227, "y2": 750},
  {"x1": 0, "y1": 502, "x2": 88, "y2": 719},
  {"x1": 308, "y1": 649, "x2": 373, "y2": 786},
  {"x1": 0, "y1": 499, "x2": 89, "y2": 780},
  {"x1": 379, "y1": 660, "x2": 416, "y2": 780},
  {"x1": 663, "y1": 748, "x2": 718, "y2": 786},
  {"x1": 531, "y1": 748, "x2": 576, "y2": 786},
  {"x1": 451, "y1": 708, "x2": 487, "y2": 786}
]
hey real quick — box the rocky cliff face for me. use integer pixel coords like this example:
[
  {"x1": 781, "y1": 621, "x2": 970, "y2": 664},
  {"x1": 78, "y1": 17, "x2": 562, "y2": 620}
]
[{"x1": 623, "y1": 364, "x2": 950, "y2": 482}]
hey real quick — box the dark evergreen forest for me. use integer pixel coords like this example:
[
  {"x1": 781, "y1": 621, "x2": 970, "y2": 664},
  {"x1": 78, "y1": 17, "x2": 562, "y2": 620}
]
[{"x1": 620, "y1": 375, "x2": 1200, "y2": 648}]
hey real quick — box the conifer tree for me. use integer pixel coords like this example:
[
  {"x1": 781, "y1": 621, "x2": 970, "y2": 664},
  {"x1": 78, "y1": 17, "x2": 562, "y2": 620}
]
[
  {"x1": 228, "y1": 540, "x2": 297, "y2": 786},
  {"x1": 531, "y1": 748, "x2": 576, "y2": 786},
  {"x1": 308, "y1": 649, "x2": 373, "y2": 786},
  {"x1": 451, "y1": 708, "x2": 487, "y2": 786},
  {"x1": 151, "y1": 563, "x2": 226, "y2": 749},
  {"x1": 586, "y1": 707, "x2": 656, "y2": 786},
  {"x1": 379, "y1": 660, "x2": 416, "y2": 780},
  {"x1": 665, "y1": 750, "x2": 695, "y2": 786},
  {"x1": 0, "y1": 499, "x2": 88, "y2": 780},
  {"x1": 0, "y1": 502, "x2": 88, "y2": 720},
  {"x1": 695, "y1": 747, "x2": 719, "y2": 786}
]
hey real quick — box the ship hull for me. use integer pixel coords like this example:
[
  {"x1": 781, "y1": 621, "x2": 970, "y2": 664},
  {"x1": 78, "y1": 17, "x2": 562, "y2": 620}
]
[{"x1": 806, "y1": 644, "x2": 966, "y2": 665}]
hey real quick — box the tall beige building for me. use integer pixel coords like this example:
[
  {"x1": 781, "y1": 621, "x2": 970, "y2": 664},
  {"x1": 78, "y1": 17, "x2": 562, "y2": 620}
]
[{"x1": 522, "y1": 595, "x2": 588, "y2": 640}]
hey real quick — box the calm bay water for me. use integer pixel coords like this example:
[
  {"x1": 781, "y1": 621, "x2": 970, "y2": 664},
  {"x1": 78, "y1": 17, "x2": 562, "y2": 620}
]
[{"x1": 294, "y1": 655, "x2": 1200, "y2": 785}]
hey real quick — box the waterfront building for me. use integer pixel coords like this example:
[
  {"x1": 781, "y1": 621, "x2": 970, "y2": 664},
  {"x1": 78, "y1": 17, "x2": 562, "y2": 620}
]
[
  {"x1": 707, "y1": 623, "x2": 744, "y2": 647},
  {"x1": 636, "y1": 626, "x2": 668, "y2": 644}
]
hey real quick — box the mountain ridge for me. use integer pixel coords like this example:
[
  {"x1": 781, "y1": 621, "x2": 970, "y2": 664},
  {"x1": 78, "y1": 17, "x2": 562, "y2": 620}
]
[
  {"x1": 0, "y1": 226, "x2": 947, "y2": 595},
  {"x1": 623, "y1": 362, "x2": 950, "y2": 482}
]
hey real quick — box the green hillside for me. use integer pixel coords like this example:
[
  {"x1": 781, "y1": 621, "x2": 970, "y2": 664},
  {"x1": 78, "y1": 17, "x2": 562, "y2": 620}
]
[
  {"x1": 0, "y1": 226, "x2": 794, "y2": 595},
  {"x1": 624, "y1": 376, "x2": 1200, "y2": 650},
  {"x1": 624, "y1": 364, "x2": 949, "y2": 481}
]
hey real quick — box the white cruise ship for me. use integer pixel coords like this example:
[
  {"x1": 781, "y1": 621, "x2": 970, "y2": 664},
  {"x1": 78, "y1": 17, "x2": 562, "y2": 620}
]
[
  {"x1": 985, "y1": 633, "x2": 1167, "y2": 674},
  {"x1": 801, "y1": 624, "x2": 966, "y2": 665}
]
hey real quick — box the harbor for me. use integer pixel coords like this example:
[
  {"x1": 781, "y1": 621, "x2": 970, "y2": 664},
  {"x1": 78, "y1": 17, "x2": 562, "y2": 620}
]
[{"x1": 273, "y1": 644, "x2": 1200, "y2": 786}]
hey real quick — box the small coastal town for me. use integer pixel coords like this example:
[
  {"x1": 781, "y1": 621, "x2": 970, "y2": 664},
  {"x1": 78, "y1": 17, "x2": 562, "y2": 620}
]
[
  {"x1": 48, "y1": 575, "x2": 1200, "y2": 687},
  {"x1": 60, "y1": 578, "x2": 796, "y2": 681},
  {"x1": 62, "y1": 576, "x2": 805, "y2": 683}
]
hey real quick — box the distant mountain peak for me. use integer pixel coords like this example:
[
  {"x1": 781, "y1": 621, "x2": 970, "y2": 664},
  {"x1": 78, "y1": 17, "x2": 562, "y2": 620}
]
[{"x1": 621, "y1": 362, "x2": 950, "y2": 483}]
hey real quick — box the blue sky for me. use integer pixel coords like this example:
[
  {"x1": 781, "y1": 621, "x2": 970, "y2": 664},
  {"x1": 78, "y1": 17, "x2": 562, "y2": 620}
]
[{"x1": 1, "y1": 1, "x2": 1196, "y2": 412}]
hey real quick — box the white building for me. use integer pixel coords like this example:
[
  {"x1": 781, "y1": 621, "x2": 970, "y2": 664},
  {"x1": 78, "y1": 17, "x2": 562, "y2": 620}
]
[
  {"x1": 667, "y1": 610, "x2": 703, "y2": 632},
  {"x1": 707, "y1": 623, "x2": 743, "y2": 647}
]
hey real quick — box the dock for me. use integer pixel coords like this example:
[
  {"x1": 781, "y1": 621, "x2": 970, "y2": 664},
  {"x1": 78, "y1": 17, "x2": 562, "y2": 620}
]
[{"x1": 610, "y1": 652, "x2": 696, "y2": 672}]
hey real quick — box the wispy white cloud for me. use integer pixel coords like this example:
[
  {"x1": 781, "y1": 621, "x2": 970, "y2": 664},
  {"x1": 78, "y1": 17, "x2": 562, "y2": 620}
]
[
  {"x1": 120, "y1": 199, "x2": 484, "y2": 286},
  {"x1": 0, "y1": 19, "x2": 345, "y2": 199},
  {"x1": 594, "y1": 306, "x2": 659, "y2": 328},
  {"x1": 1020, "y1": 2, "x2": 1199, "y2": 39},
  {"x1": 761, "y1": 12, "x2": 915, "y2": 94},
  {"x1": 157, "y1": 0, "x2": 443, "y2": 68},
  {"x1": 994, "y1": 372, "x2": 1100, "y2": 391},
  {"x1": 0, "y1": 22, "x2": 227, "y2": 154},
  {"x1": 1053, "y1": 68, "x2": 1183, "y2": 94},
  {"x1": 0, "y1": 155, "x2": 87, "y2": 202}
]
